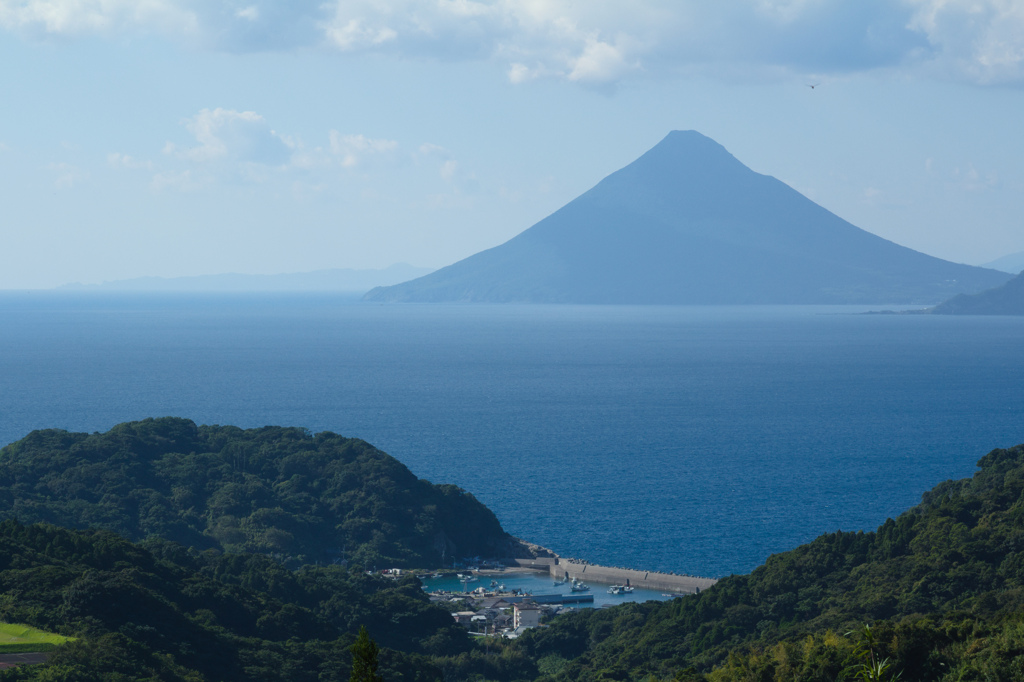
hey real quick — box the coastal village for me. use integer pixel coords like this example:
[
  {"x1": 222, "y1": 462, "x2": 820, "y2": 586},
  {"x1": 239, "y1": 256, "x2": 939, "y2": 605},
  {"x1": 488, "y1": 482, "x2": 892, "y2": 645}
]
[
  {"x1": 424, "y1": 571, "x2": 596, "y2": 639},
  {"x1": 382, "y1": 554, "x2": 719, "y2": 639}
]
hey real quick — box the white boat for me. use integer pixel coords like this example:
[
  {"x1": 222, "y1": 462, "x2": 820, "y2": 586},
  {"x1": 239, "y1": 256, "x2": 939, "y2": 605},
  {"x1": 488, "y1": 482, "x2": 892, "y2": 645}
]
[{"x1": 570, "y1": 579, "x2": 590, "y2": 592}]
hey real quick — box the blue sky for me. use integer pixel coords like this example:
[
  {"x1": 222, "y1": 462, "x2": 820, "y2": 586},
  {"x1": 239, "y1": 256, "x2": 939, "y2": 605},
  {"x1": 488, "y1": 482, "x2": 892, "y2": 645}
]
[{"x1": 2, "y1": 0, "x2": 1023, "y2": 288}]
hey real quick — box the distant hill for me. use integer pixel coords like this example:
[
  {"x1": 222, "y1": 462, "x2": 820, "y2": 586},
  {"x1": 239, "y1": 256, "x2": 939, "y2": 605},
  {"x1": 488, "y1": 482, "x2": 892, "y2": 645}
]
[
  {"x1": 60, "y1": 263, "x2": 433, "y2": 294},
  {"x1": 931, "y1": 269, "x2": 1024, "y2": 315},
  {"x1": 366, "y1": 131, "x2": 1009, "y2": 304},
  {"x1": 982, "y1": 250, "x2": 1024, "y2": 274},
  {"x1": 0, "y1": 418, "x2": 519, "y2": 568}
]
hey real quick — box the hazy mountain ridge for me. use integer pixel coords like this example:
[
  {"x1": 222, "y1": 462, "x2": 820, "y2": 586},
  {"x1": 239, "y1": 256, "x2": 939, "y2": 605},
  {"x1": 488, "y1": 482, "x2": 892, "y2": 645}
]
[
  {"x1": 59, "y1": 264, "x2": 433, "y2": 293},
  {"x1": 931, "y1": 269, "x2": 1024, "y2": 315},
  {"x1": 982, "y1": 250, "x2": 1024, "y2": 274},
  {"x1": 366, "y1": 131, "x2": 1009, "y2": 304}
]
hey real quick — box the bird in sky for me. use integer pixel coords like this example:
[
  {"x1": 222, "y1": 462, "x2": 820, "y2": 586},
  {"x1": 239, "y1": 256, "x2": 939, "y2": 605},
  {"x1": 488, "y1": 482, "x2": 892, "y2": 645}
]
[{"x1": 807, "y1": 83, "x2": 820, "y2": 89}]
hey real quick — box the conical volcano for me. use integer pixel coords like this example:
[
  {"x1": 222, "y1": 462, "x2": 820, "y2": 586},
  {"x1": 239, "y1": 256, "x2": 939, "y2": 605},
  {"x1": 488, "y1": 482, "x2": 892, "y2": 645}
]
[{"x1": 365, "y1": 131, "x2": 1009, "y2": 304}]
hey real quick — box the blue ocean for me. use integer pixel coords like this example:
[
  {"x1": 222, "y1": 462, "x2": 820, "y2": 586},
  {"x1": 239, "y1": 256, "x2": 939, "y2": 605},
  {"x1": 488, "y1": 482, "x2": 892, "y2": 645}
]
[{"x1": 2, "y1": 293, "x2": 1023, "y2": 578}]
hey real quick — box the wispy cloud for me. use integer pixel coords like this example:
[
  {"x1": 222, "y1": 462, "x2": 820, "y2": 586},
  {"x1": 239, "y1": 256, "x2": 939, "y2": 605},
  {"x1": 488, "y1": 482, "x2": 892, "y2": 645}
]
[
  {"x1": 6, "y1": 0, "x2": 1015, "y2": 84},
  {"x1": 47, "y1": 161, "x2": 86, "y2": 188},
  {"x1": 7, "y1": 1, "x2": 1020, "y2": 85},
  {"x1": 165, "y1": 108, "x2": 292, "y2": 165},
  {"x1": 104, "y1": 107, "x2": 449, "y2": 192},
  {"x1": 107, "y1": 152, "x2": 153, "y2": 170},
  {"x1": 328, "y1": 132, "x2": 398, "y2": 168}
]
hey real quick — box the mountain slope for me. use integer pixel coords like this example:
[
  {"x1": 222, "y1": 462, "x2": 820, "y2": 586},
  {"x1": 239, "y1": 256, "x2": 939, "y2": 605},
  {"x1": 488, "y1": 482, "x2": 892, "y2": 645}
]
[
  {"x1": 930, "y1": 269, "x2": 1024, "y2": 314},
  {"x1": 0, "y1": 418, "x2": 516, "y2": 568},
  {"x1": 366, "y1": 131, "x2": 1008, "y2": 304}
]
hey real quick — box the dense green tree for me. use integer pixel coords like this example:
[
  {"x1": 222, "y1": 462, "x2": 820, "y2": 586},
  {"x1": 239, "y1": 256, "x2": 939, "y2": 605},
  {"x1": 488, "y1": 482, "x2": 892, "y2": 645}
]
[
  {"x1": 350, "y1": 626, "x2": 383, "y2": 682},
  {"x1": 0, "y1": 418, "x2": 517, "y2": 568}
]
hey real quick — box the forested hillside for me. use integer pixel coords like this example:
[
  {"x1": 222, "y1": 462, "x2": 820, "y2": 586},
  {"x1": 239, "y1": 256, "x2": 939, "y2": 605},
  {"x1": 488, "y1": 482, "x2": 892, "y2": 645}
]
[
  {"x1": 516, "y1": 442, "x2": 1024, "y2": 681},
  {"x1": 0, "y1": 520, "x2": 472, "y2": 680},
  {"x1": 0, "y1": 418, "x2": 515, "y2": 568},
  {"x1": 5, "y1": 421, "x2": 1024, "y2": 681}
]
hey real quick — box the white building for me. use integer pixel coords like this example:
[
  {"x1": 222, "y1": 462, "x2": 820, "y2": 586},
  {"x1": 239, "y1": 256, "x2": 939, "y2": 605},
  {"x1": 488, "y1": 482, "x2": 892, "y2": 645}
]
[{"x1": 513, "y1": 602, "x2": 541, "y2": 629}]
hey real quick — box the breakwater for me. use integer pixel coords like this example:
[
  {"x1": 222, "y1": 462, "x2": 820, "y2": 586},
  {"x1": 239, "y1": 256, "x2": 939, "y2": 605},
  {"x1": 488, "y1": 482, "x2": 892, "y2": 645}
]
[{"x1": 509, "y1": 557, "x2": 716, "y2": 594}]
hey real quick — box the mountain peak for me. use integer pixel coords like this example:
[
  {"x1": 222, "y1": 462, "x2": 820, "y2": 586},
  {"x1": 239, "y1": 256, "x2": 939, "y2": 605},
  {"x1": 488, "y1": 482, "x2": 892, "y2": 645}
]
[{"x1": 365, "y1": 132, "x2": 1009, "y2": 304}]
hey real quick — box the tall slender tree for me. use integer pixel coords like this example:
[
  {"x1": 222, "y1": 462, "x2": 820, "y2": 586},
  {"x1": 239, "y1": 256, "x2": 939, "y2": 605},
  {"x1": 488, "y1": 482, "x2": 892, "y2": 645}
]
[{"x1": 350, "y1": 625, "x2": 384, "y2": 682}]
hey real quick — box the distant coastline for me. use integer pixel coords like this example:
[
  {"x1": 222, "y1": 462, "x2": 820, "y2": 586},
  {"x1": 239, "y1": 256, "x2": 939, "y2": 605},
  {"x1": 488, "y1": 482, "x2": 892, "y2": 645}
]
[{"x1": 57, "y1": 263, "x2": 432, "y2": 294}]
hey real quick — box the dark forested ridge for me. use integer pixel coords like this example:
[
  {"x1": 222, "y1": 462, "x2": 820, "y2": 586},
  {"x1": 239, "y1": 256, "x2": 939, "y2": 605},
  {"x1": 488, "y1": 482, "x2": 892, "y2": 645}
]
[
  {"x1": 0, "y1": 418, "x2": 516, "y2": 568},
  {"x1": 0, "y1": 520, "x2": 475, "y2": 681}
]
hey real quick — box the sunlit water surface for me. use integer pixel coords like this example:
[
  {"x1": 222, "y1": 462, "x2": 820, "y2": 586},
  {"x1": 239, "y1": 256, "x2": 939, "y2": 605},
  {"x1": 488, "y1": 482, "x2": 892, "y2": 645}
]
[{"x1": 2, "y1": 293, "x2": 1023, "y2": 577}]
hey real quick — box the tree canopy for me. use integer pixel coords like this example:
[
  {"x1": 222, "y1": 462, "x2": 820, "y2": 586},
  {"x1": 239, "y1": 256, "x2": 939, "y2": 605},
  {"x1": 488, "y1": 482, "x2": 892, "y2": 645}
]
[{"x1": 0, "y1": 418, "x2": 514, "y2": 568}]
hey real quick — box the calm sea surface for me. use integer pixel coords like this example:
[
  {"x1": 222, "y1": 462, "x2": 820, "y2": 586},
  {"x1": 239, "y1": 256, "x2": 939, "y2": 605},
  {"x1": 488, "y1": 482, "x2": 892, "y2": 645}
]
[{"x1": 1, "y1": 293, "x2": 1023, "y2": 577}]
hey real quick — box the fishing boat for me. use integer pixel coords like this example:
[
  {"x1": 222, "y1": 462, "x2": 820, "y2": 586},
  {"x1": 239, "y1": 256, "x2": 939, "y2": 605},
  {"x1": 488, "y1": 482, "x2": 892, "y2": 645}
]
[{"x1": 570, "y1": 578, "x2": 590, "y2": 592}]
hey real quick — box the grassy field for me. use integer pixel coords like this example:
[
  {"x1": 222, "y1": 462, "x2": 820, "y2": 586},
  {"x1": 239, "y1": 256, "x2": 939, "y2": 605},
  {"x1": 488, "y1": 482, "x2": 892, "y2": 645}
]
[{"x1": 0, "y1": 623, "x2": 73, "y2": 653}]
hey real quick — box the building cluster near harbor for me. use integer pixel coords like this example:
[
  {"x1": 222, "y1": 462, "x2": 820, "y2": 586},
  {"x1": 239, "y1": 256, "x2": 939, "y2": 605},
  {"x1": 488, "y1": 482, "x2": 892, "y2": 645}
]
[
  {"x1": 421, "y1": 573, "x2": 594, "y2": 639},
  {"x1": 391, "y1": 548, "x2": 720, "y2": 639}
]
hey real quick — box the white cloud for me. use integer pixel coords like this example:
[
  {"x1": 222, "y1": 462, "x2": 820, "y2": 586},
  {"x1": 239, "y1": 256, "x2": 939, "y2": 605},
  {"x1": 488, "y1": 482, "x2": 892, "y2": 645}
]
[
  {"x1": 150, "y1": 169, "x2": 199, "y2": 191},
  {"x1": 5, "y1": 0, "x2": 1024, "y2": 85},
  {"x1": 47, "y1": 161, "x2": 86, "y2": 188},
  {"x1": 138, "y1": 109, "x2": 415, "y2": 189},
  {"x1": 567, "y1": 37, "x2": 635, "y2": 82},
  {"x1": 908, "y1": 0, "x2": 1024, "y2": 84},
  {"x1": 107, "y1": 152, "x2": 153, "y2": 170},
  {"x1": 0, "y1": 0, "x2": 196, "y2": 37},
  {"x1": 168, "y1": 108, "x2": 292, "y2": 166},
  {"x1": 418, "y1": 141, "x2": 477, "y2": 190},
  {"x1": 236, "y1": 6, "x2": 259, "y2": 22},
  {"x1": 952, "y1": 162, "x2": 999, "y2": 192},
  {"x1": 328, "y1": 132, "x2": 398, "y2": 168}
]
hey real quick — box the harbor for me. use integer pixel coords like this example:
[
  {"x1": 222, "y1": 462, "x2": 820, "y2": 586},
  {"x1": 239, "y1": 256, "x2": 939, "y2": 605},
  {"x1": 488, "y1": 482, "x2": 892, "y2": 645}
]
[{"x1": 421, "y1": 571, "x2": 685, "y2": 609}]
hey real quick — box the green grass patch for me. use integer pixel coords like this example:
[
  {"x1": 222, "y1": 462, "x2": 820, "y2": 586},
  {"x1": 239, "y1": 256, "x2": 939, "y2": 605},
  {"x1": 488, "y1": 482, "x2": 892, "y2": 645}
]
[{"x1": 0, "y1": 623, "x2": 73, "y2": 653}]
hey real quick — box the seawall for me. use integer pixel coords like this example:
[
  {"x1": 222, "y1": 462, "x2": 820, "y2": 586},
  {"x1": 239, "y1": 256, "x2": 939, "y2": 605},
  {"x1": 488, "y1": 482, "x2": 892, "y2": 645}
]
[{"x1": 510, "y1": 558, "x2": 716, "y2": 594}]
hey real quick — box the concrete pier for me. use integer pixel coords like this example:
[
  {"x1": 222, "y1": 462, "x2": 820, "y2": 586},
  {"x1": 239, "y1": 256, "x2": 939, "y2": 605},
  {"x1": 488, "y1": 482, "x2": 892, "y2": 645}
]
[{"x1": 510, "y1": 557, "x2": 716, "y2": 594}]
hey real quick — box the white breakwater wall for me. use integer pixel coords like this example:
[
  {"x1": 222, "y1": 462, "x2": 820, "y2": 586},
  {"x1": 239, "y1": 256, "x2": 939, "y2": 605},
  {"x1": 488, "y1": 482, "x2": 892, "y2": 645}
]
[{"x1": 510, "y1": 558, "x2": 716, "y2": 594}]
